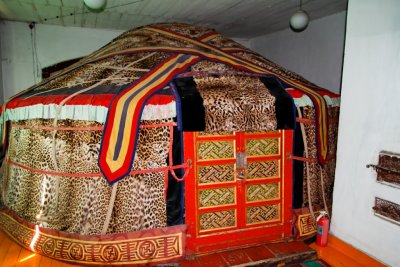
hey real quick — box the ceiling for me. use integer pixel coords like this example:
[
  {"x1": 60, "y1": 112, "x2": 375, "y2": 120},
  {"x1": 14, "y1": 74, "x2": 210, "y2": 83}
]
[{"x1": 0, "y1": 0, "x2": 347, "y2": 38}]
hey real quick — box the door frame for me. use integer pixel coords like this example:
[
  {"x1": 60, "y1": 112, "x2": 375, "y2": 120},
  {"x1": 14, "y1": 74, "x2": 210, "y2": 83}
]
[{"x1": 183, "y1": 130, "x2": 293, "y2": 255}]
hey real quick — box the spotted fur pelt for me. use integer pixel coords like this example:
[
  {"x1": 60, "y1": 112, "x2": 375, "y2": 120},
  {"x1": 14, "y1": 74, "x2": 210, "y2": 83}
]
[
  {"x1": 194, "y1": 75, "x2": 277, "y2": 133},
  {"x1": 301, "y1": 106, "x2": 339, "y2": 211},
  {"x1": 2, "y1": 118, "x2": 170, "y2": 235}
]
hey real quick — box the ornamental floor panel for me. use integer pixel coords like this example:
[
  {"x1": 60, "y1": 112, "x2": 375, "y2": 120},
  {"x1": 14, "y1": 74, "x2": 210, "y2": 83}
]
[{"x1": 0, "y1": 229, "x2": 319, "y2": 266}]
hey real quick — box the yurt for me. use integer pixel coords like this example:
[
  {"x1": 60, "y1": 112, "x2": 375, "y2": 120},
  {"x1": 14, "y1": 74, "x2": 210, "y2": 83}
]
[{"x1": 0, "y1": 23, "x2": 340, "y2": 265}]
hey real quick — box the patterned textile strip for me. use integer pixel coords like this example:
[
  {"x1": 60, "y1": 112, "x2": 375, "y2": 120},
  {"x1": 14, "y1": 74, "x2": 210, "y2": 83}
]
[
  {"x1": 293, "y1": 207, "x2": 322, "y2": 240},
  {"x1": 98, "y1": 54, "x2": 199, "y2": 183},
  {"x1": 96, "y1": 30, "x2": 216, "y2": 182},
  {"x1": 144, "y1": 25, "x2": 329, "y2": 165},
  {"x1": 3, "y1": 102, "x2": 175, "y2": 125},
  {"x1": 0, "y1": 208, "x2": 187, "y2": 265}
]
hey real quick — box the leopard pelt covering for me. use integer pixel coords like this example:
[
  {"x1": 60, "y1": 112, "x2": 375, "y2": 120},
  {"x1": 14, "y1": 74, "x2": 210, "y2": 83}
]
[
  {"x1": 109, "y1": 119, "x2": 170, "y2": 233},
  {"x1": 32, "y1": 23, "x2": 318, "y2": 96},
  {"x1": 2, "y1": 118, "x2": 171, "y2": 235},
  {"x1": 194, "y1": 75, "x2": 277, "y2": 133},
  {"x1": 301, "y1": 106, "x2": 339, "y2": 211},
  {"x1": 36, "y1": 52, "x2": 170, "y2": 91}
]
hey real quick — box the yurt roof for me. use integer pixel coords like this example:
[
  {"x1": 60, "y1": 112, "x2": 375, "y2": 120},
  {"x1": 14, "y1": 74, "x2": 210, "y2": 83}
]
[{"x1": 2, "y1": 22, "x2": 339, "y2": 183}]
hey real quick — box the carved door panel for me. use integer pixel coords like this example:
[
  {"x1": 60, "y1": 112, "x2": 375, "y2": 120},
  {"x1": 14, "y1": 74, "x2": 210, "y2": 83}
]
[{"x1": 183, "y1": 130, "x2": 293, "y2": 255}]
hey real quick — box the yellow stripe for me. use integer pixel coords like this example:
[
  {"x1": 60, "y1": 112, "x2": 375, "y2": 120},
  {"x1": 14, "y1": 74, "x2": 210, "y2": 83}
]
[
  {"x1": 145, "y1": 27, "x2": 267, "y2": 72},
  {"x1": 200, "y1": 32, "x2": 220, "y2": 42},
  {"x1": 106, "y1": 55, "x2": 199, "y2": 172},
  {"x1": 107, "y1": 56, "x2": 178, "y2": 171}
]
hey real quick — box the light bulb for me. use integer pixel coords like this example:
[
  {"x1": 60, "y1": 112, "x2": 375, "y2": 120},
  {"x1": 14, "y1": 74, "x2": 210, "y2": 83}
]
[{"x1": 290, "y1": 10, "x2": 309, "y2": 32}]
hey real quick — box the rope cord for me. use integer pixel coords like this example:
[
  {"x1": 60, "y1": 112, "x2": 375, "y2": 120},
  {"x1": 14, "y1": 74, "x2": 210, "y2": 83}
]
[
  {"x1": 102, "y1": 181, "x2": 118, "y2": 234},
  {"x1": 167, "y1": 125, "x2": 188, "y2": 182},
  {"x1": 320, "y1": 166, "x2": 330, "y2": 218},
  {"x1": 297, "y1": 107, "x2": 315, "y2": 222},
  {"x1": 1, "y1": 160, "x2": 9, "y2": 206}
]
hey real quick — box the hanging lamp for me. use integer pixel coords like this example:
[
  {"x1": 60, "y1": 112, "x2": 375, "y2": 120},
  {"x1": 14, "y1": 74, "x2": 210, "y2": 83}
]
[
  {"x1": 84, "y1": 0, "x2": 107, "y2": 12},
  {"x1": 290, "y1": 0, "x2": 309, "y2": 32}
]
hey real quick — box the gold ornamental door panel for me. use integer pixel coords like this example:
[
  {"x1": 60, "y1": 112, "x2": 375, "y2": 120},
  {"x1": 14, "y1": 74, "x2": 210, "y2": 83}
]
[{"x1": 184, "y1": 130, "x2": 293, "y2": 254}]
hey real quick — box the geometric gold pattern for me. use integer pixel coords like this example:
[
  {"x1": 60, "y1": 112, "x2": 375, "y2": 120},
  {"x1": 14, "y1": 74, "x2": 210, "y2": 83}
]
[
  {"x1": 246, "y1": 204, "x2": 279, "y2": 224},
  {"x1": 246, "y1": 183, "x2": 279, "y2": 202},
  {"x1": 197, "y1": 140, "x2": 235, "y2": 160},
  {"x1": 245, "y1": 138, "x2": 279, "y2": 157},
  {"x1": 247, "y1": 160, "x2": 279, "y2": 179},
  {"x1": 297, "y1": 213, "x2": 317, "y2": 237},
  {"x1": 198, "y1": 164, "x2": 235, "y2": 184},
  {"x1": 0, "y1": 210, "x2": 186, "y2": 265},
  {"x1": 199, "y1": 187, "x2": 235, "y2": 207},
  {"x1": 199, "y1": 210, "x2": 236, "y2": 231},
  {"x1": 198, "y1": 132, "x2": 234, "y2": 137}
]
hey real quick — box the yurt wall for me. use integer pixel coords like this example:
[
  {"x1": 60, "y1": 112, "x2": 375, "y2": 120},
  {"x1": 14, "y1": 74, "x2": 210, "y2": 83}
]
[
  {"x1": 0, "y1": 21, "x2": 123, "y2": 99},
  {"x1": 331, "y1": 1, "x2": 400, "y2": 266},
  {"x1": 249, "y1": 11, "x2": 346, "y2": 94}
]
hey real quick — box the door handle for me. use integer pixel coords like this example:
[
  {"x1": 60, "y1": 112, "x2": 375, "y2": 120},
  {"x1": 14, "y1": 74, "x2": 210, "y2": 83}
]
[
  {"x1": 236, "y1": 152, "x2": 247, "y2": 181},
  {"x1": 237, "y1": 169, "x2": 246, "y2": 181}
]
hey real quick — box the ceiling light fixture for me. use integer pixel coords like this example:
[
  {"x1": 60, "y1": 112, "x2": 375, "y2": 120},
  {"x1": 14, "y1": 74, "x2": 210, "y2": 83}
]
[
  {"x1": 84, "y1": 0, "x2": 107, "y2": 12},
  {"x1": 289, "y1": 0, "x2": 309, "y2": 32}
]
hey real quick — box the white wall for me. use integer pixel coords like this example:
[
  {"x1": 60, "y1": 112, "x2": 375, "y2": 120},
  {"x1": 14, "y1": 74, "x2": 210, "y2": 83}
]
[
  {"x1": 249, "y1": 12, "x2": 346, "y2": 93},
  {"x1": 0, "y1": 29, "x2": 3, "y2": 103},
  {"x1": 0, "y1": 21, "x2": 123, "y2": 100},
  {"x1": 331, "y1": 1, "x2": 400, "y2": 266}
]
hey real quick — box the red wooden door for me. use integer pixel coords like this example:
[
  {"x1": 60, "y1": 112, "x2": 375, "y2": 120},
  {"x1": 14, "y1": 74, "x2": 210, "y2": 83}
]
[{"x1": 183, "y1": 130, "x2": 293, "y2": 255}]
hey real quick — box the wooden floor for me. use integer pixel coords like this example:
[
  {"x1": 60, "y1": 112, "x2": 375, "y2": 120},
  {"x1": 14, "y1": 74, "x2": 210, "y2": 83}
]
[
  {"x1": 310, "y1": 235, "x2": 386, "y2": 267},
  {"x1": 0, "y1": 228, "x2": 317, "y2": 267},
  {"x1": 1, "y1": 228, "x2": 386, "y2": 267},
  {"x1": 0, "y1": 230, "x2": 77, "y2": 267}
]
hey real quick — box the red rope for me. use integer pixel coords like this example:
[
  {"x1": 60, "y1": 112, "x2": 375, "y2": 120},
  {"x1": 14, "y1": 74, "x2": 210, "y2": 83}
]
[
  {"x1": 8, "y1": 120, "x2": 190, "y2": 200},
  {"x1": 163, "y1": 124, "x2": 191, "y2": 199},
  {"x1": 6, "y1": 158, "x2": 189, "y2": 178},
  {"x1": 296, "y1": 117, "x2": 314, "y2": 124},
  {"x1": 296, "y1": 117, "x2": 339, "y2": 125},
  {"x1": 290, "y1": 154, "x2": 336, "y2": 163},
  {"x1": 291, "y1": 155, "x2": 318, "y2": 163},
  {"x1": 167, "y1": 125, "x2": 189, "y2": 182}
]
